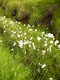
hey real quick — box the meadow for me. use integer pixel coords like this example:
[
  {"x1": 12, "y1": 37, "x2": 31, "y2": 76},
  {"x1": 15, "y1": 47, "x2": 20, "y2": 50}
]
[{"x1": 0, "y1": 0, "x2": 60, "y2": 80}]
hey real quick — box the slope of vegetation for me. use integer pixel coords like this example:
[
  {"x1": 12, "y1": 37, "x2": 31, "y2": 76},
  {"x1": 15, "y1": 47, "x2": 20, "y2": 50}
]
[
  {"x1": 0, "y1": 0, "x2": 60, "y2": 39},
  {"x1": 0, "y1": 0, "x2": 60, "y2": 80},
  {"x1": 0, "y1": 36, "x2": 30, "y2": 80},
  {"x1": 0, "y1": 16, "x2": 60, "y2": 80}
]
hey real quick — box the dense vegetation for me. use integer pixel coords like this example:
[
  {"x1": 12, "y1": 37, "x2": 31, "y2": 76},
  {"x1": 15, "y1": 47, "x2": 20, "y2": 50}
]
[{"x1": 0, "y1": 0, "x2": 60, "y2": 80}]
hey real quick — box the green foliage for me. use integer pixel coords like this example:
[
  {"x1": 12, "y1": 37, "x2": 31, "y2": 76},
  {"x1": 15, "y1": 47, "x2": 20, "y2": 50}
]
[
  {"x1": 53, "y1": 8, "x2": 60, "y2": 39},
  {"x1": 0, "y1": 7, "x2": 4, "y2": 16},
  {"x1": 0, "y1": 0, "x2": 60, "y2": 80},
  {"x1": 0, "y1": 37, "x2": 30, "y2": 80},
  {"x1": 29, "y1": 8, "x2": 43, "y2": 25},
  {"x1": 0, "y1": 0, "x2": 56, "y2": 22},
  {"x1": 0, "y1": 16, "x2": 60, "y2": 80}
]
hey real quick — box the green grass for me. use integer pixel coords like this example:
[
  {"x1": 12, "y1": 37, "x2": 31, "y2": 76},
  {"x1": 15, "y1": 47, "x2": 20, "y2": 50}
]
[
  {"x1": 0, "y1": 16, "x2": 60, "y2": 80},
  {"x1": 0, "y1": 0, "x2": 60, "y2": 31},
  {"x1": 0, "y1": 0, "x2": 60, "y2": 80},
  {"x1": 0, "y1": 0, "x2": 56, "y2": 21},
  {"x1": 0, "y1": 0, "x2": 60, "y2": 40},
  {"x1": 0, "y1": 36, "x2": 30, "y2": 80},
  {"x1": 53, "y1": 8, "x2": 60, "y2": 40}
]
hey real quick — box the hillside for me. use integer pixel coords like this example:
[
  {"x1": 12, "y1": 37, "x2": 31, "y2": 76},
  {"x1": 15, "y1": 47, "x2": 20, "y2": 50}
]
[{"x1": 0, "y1": 0, "x2": 60, "y2": 80}]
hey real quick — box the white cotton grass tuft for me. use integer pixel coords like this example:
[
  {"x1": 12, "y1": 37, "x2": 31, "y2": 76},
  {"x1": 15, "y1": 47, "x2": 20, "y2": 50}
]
[
  {"x1": 11, "y1": 48, "x2": 14, "y2": 51},
  {"x1": 44, "y1": 43, "x2": 47, "y2": 47},
  {"x1": 45, "y1": 33, "x2": 54, "y2": 38},
  {"x1": 13, "y1": 42, "x2": 16, "y2": 46},
  {"x1": 50, "y1": 40, "x2": 53, "y2": 44},
  {"x1": 42, "y1": 50, "x2": 46, "y2": 55},
  {"x1": 58, "y1": 44, "x2": 60, "y2": 49},
  {"x1": 41, "y1": 31, "x2": 45, "y2": 36},
  {"x1": 54, "y1": 40, "x2": 59, "y2": 46},
  {"x1": 41, "y1": 63, "x2": 46, "y2": 68},
  {"x1": 35, "y1": 29, "x2": 37, "y2": 32},
  {"x1": 17, "y1": 34, "x2": 20, "y2": 37},
  {"x1": 30, "y1": 37, "x2": 33, "y2": 40},
  {"x1": 49, "y1": 77, "x2": 53, "y2": 80},
  {"x1": 37, "y1": 36, "x2": 41, "y2": 41},
  {"x1": 32, "y1": 43, "x2": 36, "y2": 49}
]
